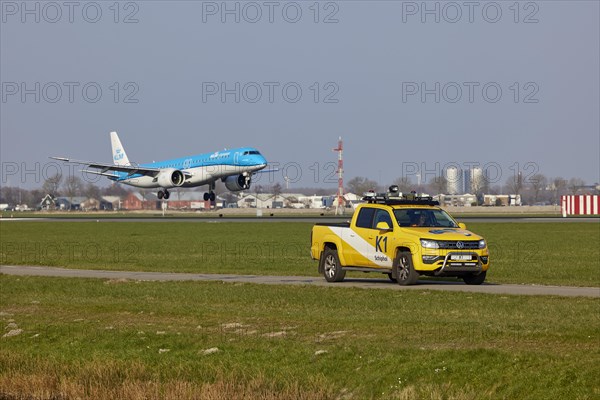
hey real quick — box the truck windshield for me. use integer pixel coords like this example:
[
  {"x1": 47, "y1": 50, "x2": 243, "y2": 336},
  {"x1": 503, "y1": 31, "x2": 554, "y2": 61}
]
[{"x1": 394, "y1": 208, "x2": 458, "y2": 228}]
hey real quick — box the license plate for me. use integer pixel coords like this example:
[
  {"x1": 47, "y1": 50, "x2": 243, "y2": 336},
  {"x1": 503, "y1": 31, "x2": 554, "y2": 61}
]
[{"x1": 451, "y1": 254, "x2": 472, "y2": 261}]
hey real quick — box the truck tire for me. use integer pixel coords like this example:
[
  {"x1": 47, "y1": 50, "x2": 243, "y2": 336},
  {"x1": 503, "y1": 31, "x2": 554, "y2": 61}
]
[
  {"x1": 394, "y1": 251, "x2": 419, "y2": 286},
  {"x1": 463, "y1": 271, "x2": 486, "y2": 285},
  {"x1": 321, "y1": 248, "x2": 346, "y2": 282}
]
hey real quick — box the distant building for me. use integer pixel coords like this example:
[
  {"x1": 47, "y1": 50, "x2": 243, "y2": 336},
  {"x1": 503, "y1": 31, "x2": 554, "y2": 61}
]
[
  {"x1": 237, "y1": 193, "x2": 276, "y2": 208},
  {"x1": 167, "y1": 191, "x2": 218, "y2": 210},
  {"x1": 436, "y1": 193, "x2": 477, "y2": 207},
  {"x1": 483, "y1": 194, "x2": 522, "y2": 206},
  {"x1": 297, "y1": 195, "x2": 326, "y2": 209},
  {"x1": 123, "y1": 192, "x2": 159, "y2": 210},
  {"x1": 462, "y1": 170, "x2": 471, "y2": 194},
  {"x1": 470, "y1": 167, "x2": 485, "y2": 194},
  {"x1": 446, "y1": 167, "x2": 462, "y2": 195},
  {"x1": 51, "y1": 196, "x2": 112, "y2": 211},
  {"x1": 122, "y1": 191, "x2": 222, "y2": 210},
  {"x1": 55, "y1": 196, "x2": 87, "y2": 210},
  {"x1": 341, "y1": 193, "x2": 363, "y2": 210},
  {"x1": 236, "y1": 193, "x2": 334, "y2": 209},
  {"x1": 80, "y1": 198, "x2": 101, "y2": 210},
  {"x1": 447, "y1": 167, "x2": 486, "y2": 195},
  {"x1": 40, "y1": 194, "x2": 56, "y2": 210},
  {"x1": 283, "y1": 194, "x2": 309, "y2": 208},
  {"x1": 101, "y1": 196, "x2": 122, "y2": 210}
]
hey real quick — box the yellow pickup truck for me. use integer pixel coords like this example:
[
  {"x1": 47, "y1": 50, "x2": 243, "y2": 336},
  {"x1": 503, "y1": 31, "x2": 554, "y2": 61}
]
[{"x1": 310, "y1": 193, "x2": 490, "y2": 285}]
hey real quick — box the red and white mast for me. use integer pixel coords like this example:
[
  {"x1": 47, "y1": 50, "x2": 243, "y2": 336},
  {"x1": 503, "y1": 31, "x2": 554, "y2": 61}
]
[{"x1": 333, "y1": 137, "x2": 344, "y2": 215}]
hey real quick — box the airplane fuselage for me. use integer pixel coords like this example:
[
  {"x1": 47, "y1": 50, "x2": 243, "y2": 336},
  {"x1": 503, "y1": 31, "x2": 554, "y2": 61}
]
[{"x1": 110, "y1": 148, "x2": 267, "y2": 189}]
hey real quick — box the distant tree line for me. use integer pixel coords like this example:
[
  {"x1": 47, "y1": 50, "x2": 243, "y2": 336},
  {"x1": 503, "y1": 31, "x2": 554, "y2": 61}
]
[
  {"x1": 0, "y1": 174, "x2": 131, "y2": 208},
  {"x1": 0, "y1": 172, "x2": 596, "y2": 208},
  {"x1": 345, "y1": 174, "x2": 596, "y2": 206}
]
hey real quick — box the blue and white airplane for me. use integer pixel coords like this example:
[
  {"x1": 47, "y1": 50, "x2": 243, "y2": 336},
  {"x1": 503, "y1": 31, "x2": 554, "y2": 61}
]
[{"x1": 52, "y1": 131, "x2": 268, "y2": 201}]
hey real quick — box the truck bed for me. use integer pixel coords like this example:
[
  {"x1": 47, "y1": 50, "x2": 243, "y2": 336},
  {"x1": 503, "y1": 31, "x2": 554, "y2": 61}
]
[{"x1": 313, "y1": 222, "x2": 351, "y2": 228}]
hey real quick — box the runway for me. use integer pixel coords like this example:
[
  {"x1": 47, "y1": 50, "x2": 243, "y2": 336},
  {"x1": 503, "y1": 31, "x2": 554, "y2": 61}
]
[
  {"x1": 1, "y1": 216, "x2": 599, "y2": 223},
  {"x1": 2, "y1": 265, "x2": 598, "y2": 298}
]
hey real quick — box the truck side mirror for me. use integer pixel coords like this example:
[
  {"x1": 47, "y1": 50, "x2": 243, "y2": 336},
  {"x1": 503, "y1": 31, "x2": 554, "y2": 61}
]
[
  {"x1": 376, "y1": 221, "x2": 392, "y2": 231},
  {"x1": 458, "y1": 222, "x2": 467, "y2": 230}
]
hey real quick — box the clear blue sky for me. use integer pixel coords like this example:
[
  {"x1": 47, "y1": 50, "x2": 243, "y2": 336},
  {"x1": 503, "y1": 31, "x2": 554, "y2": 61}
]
[{"x1": 1, "y1": 1, "x2": 598, "y2": 190}]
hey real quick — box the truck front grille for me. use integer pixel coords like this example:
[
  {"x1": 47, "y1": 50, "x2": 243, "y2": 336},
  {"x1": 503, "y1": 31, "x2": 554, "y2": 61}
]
[{"x1": 437, "y1": 240, "x2": 480, "y2": 250}]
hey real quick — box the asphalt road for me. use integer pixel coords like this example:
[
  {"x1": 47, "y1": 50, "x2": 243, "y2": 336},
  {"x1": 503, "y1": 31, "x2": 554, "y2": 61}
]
[
  {"x1": 2, "y1": 265, "x2": 598, "y2": 298},
  {"x1": 2, "y1": 217, "x2": 599, "y2": 223}
]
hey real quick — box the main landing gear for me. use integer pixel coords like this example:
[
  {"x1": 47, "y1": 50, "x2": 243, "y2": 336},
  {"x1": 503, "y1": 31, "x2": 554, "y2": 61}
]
[
  {"x1": 157, "y1": 189, "x2": 170, "y2": 200},
  {"x1": 203, "y1": 191, "x2": 216, "y2": 201},
  {"x1": 156, "y1": 183, "x2": 215, "y2": 202},
  {"x1": 203, "y1": 182, "x2": 216, "y2": 202}
]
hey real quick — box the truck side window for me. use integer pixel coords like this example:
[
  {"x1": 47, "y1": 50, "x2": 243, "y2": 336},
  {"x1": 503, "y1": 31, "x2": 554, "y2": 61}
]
[
  {"x1": 356, "y1": 208, "x2": 376, "y2": 229},
  {"x1": 395, "y1": 210, "x2": 411, "y2": 227},
  {"x1": 373, "y1": 209, "x2": 392, "y2": 229}
]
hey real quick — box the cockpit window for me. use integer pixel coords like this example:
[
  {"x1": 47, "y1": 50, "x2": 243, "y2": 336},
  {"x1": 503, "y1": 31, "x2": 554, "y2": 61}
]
[{"x1": 243, "y1": 150, "x2": 261, "y2": 155}]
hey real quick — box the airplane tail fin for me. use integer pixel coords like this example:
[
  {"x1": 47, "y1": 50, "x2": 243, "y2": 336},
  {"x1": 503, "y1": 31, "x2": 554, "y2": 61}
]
[{"x1": 110, "y1": 131, "x2": 131, "y2": 166}]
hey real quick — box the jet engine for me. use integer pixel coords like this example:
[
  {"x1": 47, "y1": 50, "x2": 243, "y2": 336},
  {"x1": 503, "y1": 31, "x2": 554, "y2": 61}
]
[
  {"x1": 224, "y1": 174, "x2": 251, "y2": 191},
  {"x1": 156, "y1": 168, "x2": 185, "y2": 188}
]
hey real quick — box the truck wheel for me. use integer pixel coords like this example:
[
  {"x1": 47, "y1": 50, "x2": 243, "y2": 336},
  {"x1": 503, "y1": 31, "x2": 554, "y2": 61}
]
[
  {"x1": 463, "y1": 271, "x2": 486, "y2": 285},
  {"x1": 394, "y1": 251, "x2": 419, "y2": 286},
  {"x1": 321, "y1": 248, "x2": 346, "y2": 282}
]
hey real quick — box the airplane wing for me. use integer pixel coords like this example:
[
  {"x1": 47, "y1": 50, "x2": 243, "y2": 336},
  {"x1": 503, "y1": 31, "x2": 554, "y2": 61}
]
[
  {"x1": 80, "y1": 169, "x2": 123, "y2": 178},
  {"x1": 50, "y1": 157, "x2": 161, "y2": 177}
]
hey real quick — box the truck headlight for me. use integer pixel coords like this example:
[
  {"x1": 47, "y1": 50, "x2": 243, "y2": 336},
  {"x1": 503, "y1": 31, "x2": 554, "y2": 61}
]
[
  {"x1": 478, "y1": 239, "x2": 486, "y2": 249},
  {"x1": 420, "y1": 239, "x2": 439, "y2": 249}
]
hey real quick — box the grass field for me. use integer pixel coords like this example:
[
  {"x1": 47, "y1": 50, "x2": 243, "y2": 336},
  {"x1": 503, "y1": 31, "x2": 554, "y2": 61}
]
[
  {"x1": 1, "y1": 221, "x2": 599, "y2": 286},
  {"x1": 1, "y1": 220, "x2": 599, "y2": 399},
  {"x1": 1, "y1": 275, "x2": 599, "y2": 399}
]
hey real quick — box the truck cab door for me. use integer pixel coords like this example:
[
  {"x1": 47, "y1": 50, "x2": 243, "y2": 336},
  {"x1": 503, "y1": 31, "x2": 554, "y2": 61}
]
[
  {"x1": 349, "y1": 208, "x2": 394, "y2": 268},
  {"x1": 369, "y1": 209, "x2": 395, "y2": 269},
  {"x1": 346, "y1": 207, "x2": 375, "y2": 266}
]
